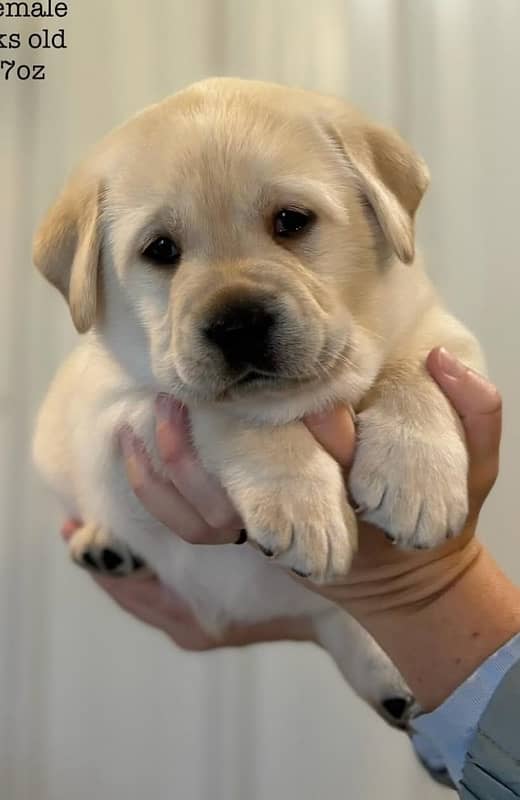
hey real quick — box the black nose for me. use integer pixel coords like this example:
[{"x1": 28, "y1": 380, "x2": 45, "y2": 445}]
[{"x1": 204, "y1": 301, "x2": 276, "y2": 371}]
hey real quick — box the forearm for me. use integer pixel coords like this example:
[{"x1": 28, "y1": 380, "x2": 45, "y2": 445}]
[{"x1": 353, "y1": 542, "x2": 520, "y2": 711}]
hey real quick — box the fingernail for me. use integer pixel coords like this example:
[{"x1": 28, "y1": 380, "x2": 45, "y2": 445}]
[
  {"x1": 438, "y1": 347, "x2": 467, "y2": 379},
  {"x1": 156, "y1": 394, "x2": 185, "y2": 422},
  {"x1": 234, "y1": 529, "x2": 248, "y2": 545}
]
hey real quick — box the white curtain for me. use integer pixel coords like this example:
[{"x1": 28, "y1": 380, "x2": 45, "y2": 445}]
[{"x1": 1, "y1": 2, "x2": 519, "y2": 798}]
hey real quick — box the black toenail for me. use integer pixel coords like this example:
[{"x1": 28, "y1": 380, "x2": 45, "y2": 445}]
[
  {"x1": 131, "y1": 554, "x2": 145, "y2": 569},
  {"x1": 382, "y1": 697, "x2": 408, "y2": 721},
  {"x1": 292, "y1": 568, "x2": 311, "y2": 578},
  {"x1": 101, "y1": 548, "x2": 124, "y2": 571},
  {"x1": 82, "y1": 552, "x2": 98, "y2": 569},
  {"x1": 384, "y1": 532, "x2": 396, "y2": 543},
  {"x1": 259, "y1": 545, "x2": 274, "y2": 557},
  {"x1": 235, "y1": 529, "x2": 248, "y2": 545}
]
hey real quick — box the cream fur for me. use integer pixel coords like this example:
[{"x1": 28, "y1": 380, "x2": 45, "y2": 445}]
[{"x1": 33, "y1": 78, "x2": 483, "y2": 716}]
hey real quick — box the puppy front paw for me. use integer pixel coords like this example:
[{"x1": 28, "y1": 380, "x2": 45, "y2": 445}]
[
  {"x1": 235, "y1": 460, "x2": 357, "y2": 583},
  {"x1": 69, "y1": 523, "x2": 149, "y2": 576},
  {"x1": 349, "y1": 406, "x2": 469, "y2": 549}
]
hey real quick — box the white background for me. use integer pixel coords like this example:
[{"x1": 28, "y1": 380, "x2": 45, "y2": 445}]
[{"x1": 1, "y1": 1, "x2": 519, "y2": 798}]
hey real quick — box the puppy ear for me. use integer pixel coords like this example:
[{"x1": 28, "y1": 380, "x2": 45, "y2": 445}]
[
  {"x1": 329, "y1": 115, "x2": 429, "y2": 264},
  {"x1": 33, "y1": 174, "x2": 102, "y2": 333}
]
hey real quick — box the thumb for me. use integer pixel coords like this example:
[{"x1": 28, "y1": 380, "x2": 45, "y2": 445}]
[
  {"x1": 427, "y1": 347, "x2": 502, "y2": 506},
  {"x1": 304, "y1": 405, "x2": 357, "y2": 470}
]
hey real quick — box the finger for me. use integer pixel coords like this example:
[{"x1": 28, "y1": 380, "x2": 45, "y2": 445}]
[
  {"x1": 427, "y1": 347, "x2": 502, "y2": 462},
  {"x1": 95, "y1": 570, "x2": 158, "y2": 597},
  {"x1": 427, "y1": 347, "x2": 502, "y2": 504},
  {"x1": 155, "y1": 395, "x2": 242, "y2": 531},
  {"x1": 304, "y1": 405, "x2": 357, "y2": 470},
  {"x1": 119, "y1": 429, "x2": 238, "y2": 544},
  {"x1": 94, "y1": 574, "x2": 184, "y2": 627},
  {"x1": 94, "y1": 573, "x2": 216, "y2": 648},
  {"x1": 61, "y1": 519, "x2": 81, "y2": 541}
]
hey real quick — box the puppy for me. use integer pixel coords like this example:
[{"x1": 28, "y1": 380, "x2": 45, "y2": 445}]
[{"x1": 33, "y1": 78, "x2": 483, "y2": 726}]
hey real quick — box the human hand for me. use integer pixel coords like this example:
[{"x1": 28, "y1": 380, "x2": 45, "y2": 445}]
[{"x1": 305, "y1": 346, "x2": 510, "y2": 710}]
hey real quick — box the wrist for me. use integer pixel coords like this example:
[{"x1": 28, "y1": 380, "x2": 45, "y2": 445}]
[
  {"x1": 349, "y1": 541, "x2": 520, "y2": 711},
  {"x1": 345, "y1": 528, "x2": 483, "y2": 621}
]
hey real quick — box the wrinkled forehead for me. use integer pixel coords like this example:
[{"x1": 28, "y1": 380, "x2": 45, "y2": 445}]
[{"x1": 102, "y1": 96, "x2": 346, "y2": 228}]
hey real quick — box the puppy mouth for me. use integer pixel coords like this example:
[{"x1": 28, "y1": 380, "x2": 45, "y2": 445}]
[
  {"x1": 176, "y1": 342, "x2": 353, "y2": 403},
  {"x1": 208, "y1": 368, "x2": 311, "y2": 402},
  {"x1": 233, "y1": 369, "x2": 286, "y2": 387},
  {"x1": 229, "y1": 369, "x2": 302, "y2": 393},
  {"x1": 222, "y1": 348, "x2": 349, "y2": 397}
]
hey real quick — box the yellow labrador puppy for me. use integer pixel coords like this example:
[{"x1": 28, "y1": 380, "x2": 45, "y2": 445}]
[{"x1": 33, "y1": 78, "x2": 483, "y2": 725}]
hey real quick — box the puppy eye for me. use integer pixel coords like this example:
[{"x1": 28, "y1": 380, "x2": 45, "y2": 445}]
[
  {"x1": 273, "y1": 208, "x2": 315, "y2": 238},
  {"x1": 142, "y1": 237, "x2": 181, "y2": 266}
]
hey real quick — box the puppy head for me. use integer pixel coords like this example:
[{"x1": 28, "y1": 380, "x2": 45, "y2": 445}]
[{"x1": 34, "y1": 78, "x2": 429, "y2": 407}]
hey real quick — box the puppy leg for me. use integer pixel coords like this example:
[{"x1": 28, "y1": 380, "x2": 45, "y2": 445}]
[
  {"x1": 314, "y1": 608, "x2": 418, "y2": 729},
  {"x1": 349, "y1": 376, "x2": 468, "y2": 548},
  {"x1": 68, "y1": 522, "x2": 149, "y2": 577},
  {"x1": 191, "y1": 412, "x2": 357, "y2": 583},
  {"x1": 349, "y1": 319, "x2": 483, "y2": 549}
]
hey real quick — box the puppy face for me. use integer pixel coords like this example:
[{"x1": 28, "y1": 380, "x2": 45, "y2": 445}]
[{"x1": 34, "y1": 78, "x2": 429, "y2": 410}]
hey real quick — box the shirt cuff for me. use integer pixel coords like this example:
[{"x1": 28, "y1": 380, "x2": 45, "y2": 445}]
[{"x1": 411, "y1": 632, "x2": 520, "y2": 785}]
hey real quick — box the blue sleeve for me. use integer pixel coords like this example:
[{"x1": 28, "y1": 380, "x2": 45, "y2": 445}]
[{"x1": 410, "y1": 632, "x2": 520, "y2": 787}]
